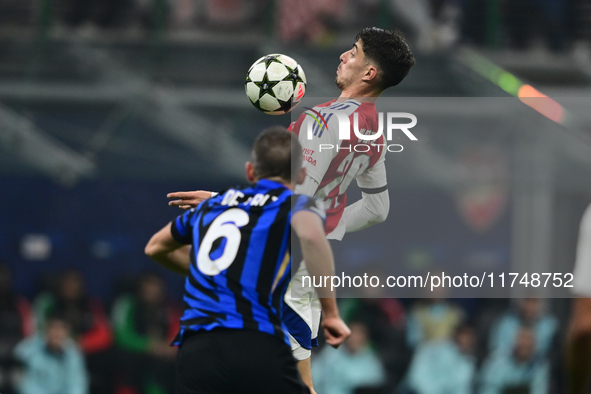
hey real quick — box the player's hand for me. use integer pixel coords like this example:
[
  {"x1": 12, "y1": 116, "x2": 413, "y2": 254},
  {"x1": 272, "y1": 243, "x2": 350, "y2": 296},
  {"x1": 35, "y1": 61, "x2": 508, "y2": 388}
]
[
  {"x1": 167, "y1": 190, "x2": 213, "y2": 210},
  {"x1": 321, "y1": 316, "x2": 351, "y2": 348}
]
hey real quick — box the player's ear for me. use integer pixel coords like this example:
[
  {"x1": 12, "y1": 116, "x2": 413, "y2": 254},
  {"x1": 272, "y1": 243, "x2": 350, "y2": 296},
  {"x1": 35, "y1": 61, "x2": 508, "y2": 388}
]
[
  {"x1": 245, "y1": 162, "x2": 256, "y2": 183},
  {"x1": 362, "y1": 65, "x2": 378, "y2": 83},
  {"x1": 296, "y1": 167, "x2": 307, "y2": 185}
]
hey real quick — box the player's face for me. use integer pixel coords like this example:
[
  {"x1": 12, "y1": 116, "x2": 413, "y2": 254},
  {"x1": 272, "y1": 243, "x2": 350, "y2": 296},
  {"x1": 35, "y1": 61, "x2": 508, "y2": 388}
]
[{"x1": 335, "y1": 40, "x2": 368, "y2": 91}]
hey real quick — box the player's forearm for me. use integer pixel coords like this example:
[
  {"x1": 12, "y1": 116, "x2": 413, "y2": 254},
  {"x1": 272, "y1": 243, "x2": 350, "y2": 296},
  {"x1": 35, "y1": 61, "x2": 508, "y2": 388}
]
[
  {"x1": 145, "y1": 225, "x2": 191, "y2": 275},
  {"x1": 291, "y1": 211, "x2": 337, "y2": 302},
  {"x1": 344, "y1": 190, "x2": 389, "y2": 232},
  {"x1": 147, "y1": 246, "x2": 191, "y2": 276},
  {"x1": 299, "y1": 236, "x2": 335, "y2": 300},
  {"x1": 318, "y1": 297, "x2": 340, "y2": 319}
]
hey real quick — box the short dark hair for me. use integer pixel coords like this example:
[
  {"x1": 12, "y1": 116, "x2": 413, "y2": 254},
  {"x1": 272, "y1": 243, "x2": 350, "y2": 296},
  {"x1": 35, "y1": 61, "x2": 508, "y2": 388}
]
[
  {"x1": 356, "y1": 27, "x2": 415, "y2": 90},
  {"x1": 251, "y1": 126, "x2": 302, "y2": 182}
]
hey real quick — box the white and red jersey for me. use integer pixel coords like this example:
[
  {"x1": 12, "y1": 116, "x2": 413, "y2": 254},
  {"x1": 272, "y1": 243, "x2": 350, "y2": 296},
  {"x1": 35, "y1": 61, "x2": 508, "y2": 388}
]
[{"x1": 289, "y1": 99, "x2": 387, "y2": 239}]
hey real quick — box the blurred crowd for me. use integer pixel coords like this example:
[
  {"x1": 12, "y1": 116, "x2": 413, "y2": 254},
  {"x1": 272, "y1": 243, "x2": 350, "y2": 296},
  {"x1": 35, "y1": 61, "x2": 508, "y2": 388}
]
[
  {"x1": 0, "y1": 264, "x2": 180, "y2": 394},
  {"x1": 313, "y1": 296, "x2": 561, "y2": 394},
  {"x1": 0, "y1": 261, "x2": 563, "y2": 394},
  {"x1": 0, "y1": 0, "x2": 588, "y2": 52}
]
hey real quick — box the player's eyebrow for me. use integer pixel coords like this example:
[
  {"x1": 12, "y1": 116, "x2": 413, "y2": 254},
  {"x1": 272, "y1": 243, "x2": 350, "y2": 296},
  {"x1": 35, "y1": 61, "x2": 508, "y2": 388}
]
[{"x1": 352, "y1": 44, "x2": 357, "y2": 54}]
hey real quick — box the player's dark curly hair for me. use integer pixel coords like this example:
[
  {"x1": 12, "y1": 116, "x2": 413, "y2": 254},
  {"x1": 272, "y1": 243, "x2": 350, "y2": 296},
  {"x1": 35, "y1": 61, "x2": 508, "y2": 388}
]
[
  {"x1": 356, "y1": 27, "x2": 415, "y2": 90},
  {"x1": 252, "y1": 126, "x2": 302, "y2": 182}
]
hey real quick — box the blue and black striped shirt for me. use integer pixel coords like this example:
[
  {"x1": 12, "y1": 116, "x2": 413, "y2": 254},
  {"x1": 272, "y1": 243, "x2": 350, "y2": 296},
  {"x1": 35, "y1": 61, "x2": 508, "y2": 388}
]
[{"x1": 170, "y1": 179, "x2": 325, "y2": 346}]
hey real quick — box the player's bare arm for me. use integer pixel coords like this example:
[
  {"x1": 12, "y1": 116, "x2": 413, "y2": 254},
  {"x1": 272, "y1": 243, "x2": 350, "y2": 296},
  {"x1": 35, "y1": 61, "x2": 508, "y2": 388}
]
[
  {"x1": 167, "y1": 190, "x2": 215, "y2": 210},
  {"x1": 144, "y1": 223, "x2": 191, "y2": 275},
  {"x1": 295, "y1": 358, "x2": 317, "y2": 394},
  {"x1": 291, "y1": 210, "x2": 351, "y2": 348}
]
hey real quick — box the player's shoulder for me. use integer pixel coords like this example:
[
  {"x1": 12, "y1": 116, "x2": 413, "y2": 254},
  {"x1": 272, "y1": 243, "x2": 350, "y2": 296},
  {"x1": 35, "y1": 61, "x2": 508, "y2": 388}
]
[
  {"x1": 323, "y1": 98, "x2": 361, "y2": 113},
  {"x1": 355, "y1": 100, "x2": 378, "y2": 117}
]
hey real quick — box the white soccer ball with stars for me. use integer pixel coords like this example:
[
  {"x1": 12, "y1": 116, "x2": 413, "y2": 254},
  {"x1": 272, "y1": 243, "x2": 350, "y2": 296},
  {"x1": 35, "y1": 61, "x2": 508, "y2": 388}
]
[{"x1": 245, "y1": 54, "x2": 307, "y2": 115}]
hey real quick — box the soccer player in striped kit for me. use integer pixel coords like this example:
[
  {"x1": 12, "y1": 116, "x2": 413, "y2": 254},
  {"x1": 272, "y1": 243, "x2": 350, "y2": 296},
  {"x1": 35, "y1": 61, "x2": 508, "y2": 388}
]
[{"x1": 146, "y1": 127, "x2": 350, "y2": 393}]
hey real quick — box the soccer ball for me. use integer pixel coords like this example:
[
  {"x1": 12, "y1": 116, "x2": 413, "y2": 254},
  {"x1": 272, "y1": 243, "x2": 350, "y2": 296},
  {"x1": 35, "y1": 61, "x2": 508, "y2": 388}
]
[{"x1": 245, "y1": 54, "x2": 307, "y2": 115}]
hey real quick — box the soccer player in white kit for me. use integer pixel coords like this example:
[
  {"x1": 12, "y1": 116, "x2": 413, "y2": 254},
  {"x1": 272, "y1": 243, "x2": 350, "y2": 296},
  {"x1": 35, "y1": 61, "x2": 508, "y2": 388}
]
[
  {"x1": 283, "y1": 28, "x2": 414, "y2": 392},
  {"x1": 167, "y1": 28, "x2": 415, "y2": 393}
]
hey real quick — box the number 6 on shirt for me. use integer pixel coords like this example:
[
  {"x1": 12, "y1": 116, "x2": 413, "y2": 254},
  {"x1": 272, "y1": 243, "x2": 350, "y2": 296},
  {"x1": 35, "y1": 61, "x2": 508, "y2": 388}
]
[{"x1": 197, "y1": 208, "x2": 250, "y2": 276}]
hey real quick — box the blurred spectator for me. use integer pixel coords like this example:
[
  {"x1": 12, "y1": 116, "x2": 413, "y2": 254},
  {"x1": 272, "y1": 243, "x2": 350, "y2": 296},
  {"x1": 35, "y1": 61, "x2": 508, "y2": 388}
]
[
  {"x1": 13, "y1": 312, "x2": 89, "y2": 394},
  {"x1": 404, "y1": 324, "x2": 476, "y2": 394},
  {"x1": 312, "y1": 321, "x2": 386, "y2": 394},
  {"x1": 479, "y1": 326, "x2": 549, "y2": 394},
  {"x1": 277, "y1": 0, "x2": 347, "y2": 44},
  {"x1": 488, "y1": 298, "x2": 557, "y2": 358},
  {"x1": 340, "y1": 297, "x2": 411, "y2": 390},
  {"x1": 0, "y1": 264, "x2": 34, "y2": 394},
  {"x1": 112, "y1": 272, "x2": 180, "y2": 394},
  {"x1": 203, "y1": 0, "x2": 257, "y2": 28},
  {"x1": 406, "y1": 297, "x2": 465, "y2": 348},
  {"x1": 390, "y1": 0, "x2": 460, "y2": 51},
  {"x1": 471, "y1": 299, "x2": 510, "y2": 363},
  {"x1": 34, "y1": 269, "x2": 114, "y2": 394},
  {"x1": 169, "y1": 0, "x2": 199, "y2": 29}
]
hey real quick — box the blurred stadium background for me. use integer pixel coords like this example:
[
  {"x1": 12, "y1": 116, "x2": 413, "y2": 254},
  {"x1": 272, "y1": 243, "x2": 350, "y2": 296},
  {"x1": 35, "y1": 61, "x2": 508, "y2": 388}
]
[{"x1": 1, "y1": 0, "x2": 591, "y2": 393}]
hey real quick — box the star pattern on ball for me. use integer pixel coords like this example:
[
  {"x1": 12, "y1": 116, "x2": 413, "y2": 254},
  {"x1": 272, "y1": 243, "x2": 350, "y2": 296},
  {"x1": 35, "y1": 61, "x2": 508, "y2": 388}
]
[
  {"x1": 282, "y1": 71, "x2": 302, "y2": 89},
  {"x1": 253, "y1": 73, "x2": 280, "y2": 99}
]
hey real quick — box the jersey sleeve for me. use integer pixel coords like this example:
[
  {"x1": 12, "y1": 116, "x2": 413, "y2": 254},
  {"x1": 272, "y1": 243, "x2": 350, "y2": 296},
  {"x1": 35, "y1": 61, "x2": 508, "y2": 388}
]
[
  {"x1": 170, "y1": 209, "x2": 195, "y2": 245},
  {"x1": 292, "y1": 195, "x2": 327, "y2": 224},
  {"x1": 296, "y1": 113, "x2": 339, "y2": 184},
  {"x1": 293, "y1": 173, "x2": 320, "y2": 197}
]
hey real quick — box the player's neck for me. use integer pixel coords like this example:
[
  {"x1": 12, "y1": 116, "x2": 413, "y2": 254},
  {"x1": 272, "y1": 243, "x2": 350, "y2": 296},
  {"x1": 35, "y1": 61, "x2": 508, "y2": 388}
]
[
  {"x1": 337, "y1": 94, "x2": 377, "y2": 103},
  {"x1": 338, "y1": 87, "x2": 381, "y2": 102},
  {"x1": 258, "y1": 177, "x2": 292, "y2": 190}
]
